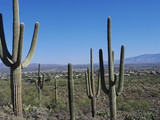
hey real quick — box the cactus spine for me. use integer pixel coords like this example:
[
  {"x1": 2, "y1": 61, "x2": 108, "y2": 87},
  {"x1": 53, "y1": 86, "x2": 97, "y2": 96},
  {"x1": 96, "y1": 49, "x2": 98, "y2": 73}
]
[
  {"x1": 0, "y1": 0, "x2": 39, "y2": 116},
  {"x1": 35, "y1": 64, "x2": 44, "y2": 106},
  {"x1": 68, "y1": 63, "x2": 75, "y2": 120},
  {"x1": 85, "y1": 48, "x2": 101, "y2": 117},
  {"x1": 99, "y1": 17, "x2": 125, "y2": 120}
]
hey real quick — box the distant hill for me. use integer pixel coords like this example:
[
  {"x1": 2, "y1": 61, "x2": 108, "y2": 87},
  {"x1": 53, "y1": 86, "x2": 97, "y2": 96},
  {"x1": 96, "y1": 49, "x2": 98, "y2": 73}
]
[
  {"x1": 0, "y1": 63, "x2": 68, "y2": 73},
  {"x1": 0, "y1": 63, "x2": 91, "y2": 73},
  {"x1": 125, "y1": 54, "x2": 160, "y2": 64},
  {"x1": 104, "y1": 54, "x2": 160, "y2": 64},
  {"x1": 1, "y1": 54, "x2": 160, "y2": 73}
]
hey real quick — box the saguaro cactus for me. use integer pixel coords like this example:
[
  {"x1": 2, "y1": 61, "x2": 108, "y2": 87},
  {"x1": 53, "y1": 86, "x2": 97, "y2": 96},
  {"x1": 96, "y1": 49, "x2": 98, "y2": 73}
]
[
  {"x1": 99, "y1": 17, "x2": 125, "y2": 120},
  {"x1": 85, "y1": 48, "x2": 101, "y2": 117},
  {"x1": 68, "y1": 63, "x2": 75, "y2": 120},
  {"x1": 54, "y1": 78, "x2": 58, "y2": 103},
  {"x1": 0, "y1": 0, "x2": 39, "y2": 116},
  {"x1": 35, "y1": 64, "x2": 44, "y2": 106}
]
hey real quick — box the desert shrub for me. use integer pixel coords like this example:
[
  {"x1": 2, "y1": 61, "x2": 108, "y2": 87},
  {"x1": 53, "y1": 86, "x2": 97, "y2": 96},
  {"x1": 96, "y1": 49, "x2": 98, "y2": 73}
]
[
  {"x1": 96, "y1": 110, "x2": 109, "y2": 117},
  {"x1": 58, "y1": 79, "x2": 67, "y2": 87},
  {"x1": 0, "y1": 81, "x2": 11, "y2": 105},
  {"x1": 121, "y1": 103, "x2": 133, "y2": 112},
  {"x1": 151, "y1": 91, "x2": 160, "y2": 97},
  {"x1": 124, "y1": 115, "x2": 136, "y2": 120},
  {"x1": 22, "y1": 87, "x2": 39, "y2": 106},
  {"x1": 124, "y1": 111, "x2": 159, "y2": 120},
  {"x1": 42, "y1": 86, "x2": 51, "y2": 96},
  {"x1": 120, "y1": 100, "x2": 150, "y2": 112},
  {"x1": 46, "y1": 97, "x2": 68, "y2": 113},
  {"x1": 29, "y1": 79, "x2": 37, "y2": 83},
  {"x1": 117, "y1": 96, "x2": 124, "y2": 106},
  {"x1": 45, "y1": 77, "x2": 51, "y2": 82},
  {"x1": 76, "y1": 96, "x2": 90, "y2": 109},
  {"x1": 2, "y1": 104, "x2": 13, "y2": 113}
]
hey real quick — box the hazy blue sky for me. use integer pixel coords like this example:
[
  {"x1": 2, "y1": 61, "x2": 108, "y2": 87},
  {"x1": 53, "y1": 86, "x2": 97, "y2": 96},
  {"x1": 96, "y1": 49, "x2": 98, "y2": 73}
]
[{"x1": 0, "y1": 0, "x2": 160, "y2": 64}]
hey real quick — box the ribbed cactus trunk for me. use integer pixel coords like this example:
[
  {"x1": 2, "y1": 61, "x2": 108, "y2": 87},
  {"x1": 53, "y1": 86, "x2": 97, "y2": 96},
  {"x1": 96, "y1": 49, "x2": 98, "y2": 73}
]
[
  {"x1": 107, "y1": 17, "x2": 116, "y2": 119},
  {"x1": 0, "y1": 0, "x2": 39, "y2": 116},
  {"x1": 11, "y1": 0, "x2": 22, "y2": 115},
  {"x1": 38, "y1": 86, "x2": 41, "y2": 105},
  {"x1": 68, "y1": 63, "x2": 75, "y2": 120},
  {"x1": 55, "y1": 78, "x2": 58, "y2": 103},
  {"x1": 10, "y1": 66, "x2": 22, "y2": 116},
  {"x1": 38, "y1": 64, "x2": 41, "y2": 103},
  {"x1": 35, "y1": 64, "x2": 44, "y2": 107},
  {"x1": 90, "y1": 48, "x2": 96, "y2": 117}
]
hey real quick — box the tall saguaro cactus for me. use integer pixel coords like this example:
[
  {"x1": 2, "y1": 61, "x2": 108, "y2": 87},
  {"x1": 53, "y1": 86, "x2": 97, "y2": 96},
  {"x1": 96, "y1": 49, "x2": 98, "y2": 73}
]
[
  {"x1": 0, "y1": 0, "x2": 39, "y2": 116},
  {"x1": 68, "y1": 63, "x2": 75, "y2": 120},
  {"x1": 35, "y1": 64, "x2": 44, "y2": 106},
  {"x1": 99, "y1": 17, "x2": 125, "y2": 120},
  {"x1": 85, "y1": 48, "x2": 101, "y2": 117}
]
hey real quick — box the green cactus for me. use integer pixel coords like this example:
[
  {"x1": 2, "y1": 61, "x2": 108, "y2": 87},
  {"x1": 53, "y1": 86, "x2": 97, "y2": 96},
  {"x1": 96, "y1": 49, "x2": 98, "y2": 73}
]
[
  {"x1": 35, "y1": 64, "x2": 44, "y2": 107},
  {"x1": 96, "y1": 70, "x2": 101, "y2": 98},
  {"x1": 68, "y1": 63, "x2": 75, "y2": 120},
  {"x1": 85, "y1": 48, "x2": 101, "y2": 117},
  {"x1": 99, "y1": 17, "x2": 125, "y2": 120},
  {"x1": 0, "y1": 0, "x2": 39, "y2": 116},
  {"x1": 54, "y1": 78, "x2": 58, "y2": 103},
  {"x1": 85, "y1": 68, "x2": 93, "y2": 99}
]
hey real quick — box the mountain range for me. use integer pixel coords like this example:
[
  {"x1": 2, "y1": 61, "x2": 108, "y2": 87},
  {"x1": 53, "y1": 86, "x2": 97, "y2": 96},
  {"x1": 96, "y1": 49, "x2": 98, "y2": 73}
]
[
  {"x1": 0, "y1": 54, "x2": 160, "y2": 73},
  {"x1": 125, "y1": 54, "x2": 160, "y2": 64}
]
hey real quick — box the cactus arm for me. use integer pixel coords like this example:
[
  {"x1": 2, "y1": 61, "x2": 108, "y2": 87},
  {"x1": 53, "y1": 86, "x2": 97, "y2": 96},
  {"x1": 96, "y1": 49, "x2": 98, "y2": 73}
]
[
  {"x1": 43, "y1": 73, "x2": 45, "y2": 81},
  {"x1": 21, "y1": 22, "x2": 39, "y2": 69},
  {"x1": 113, "y1": 74, "x2": 118, "y2": 86},
  {"x1": 0, "y1": 40, "x2": 14, "y2": 66},
  {"x1": 15, "y1": 23, "x2": 24, "y2": 66},
  {"x1": 112, "y1": 50, "x2": 114, "y2": 66},
  {"x1": 12, "y1": 0, "x2": 20, "y2": 62},
  {"x1": 0, "y1": 14, "x2": 14, "y2": 67},
  {"x1": 42, "y1": 74, "x2": 45, "y2": 87},
  {"x1": 99, "y1": 49, "x2": 109, "y2": 94},
  {"x1": 85, "y1": 72, "x2": 90, "y2": 97},
  {"x1": 116, "y1": 45, "x2": 125, "y2": 96},
  {"x1": 0, "y1": 14, "x2": 12, "y2": 59},
  {"x1": 96, "y1": 70, "x2": 101, "y2": 98},
  {"x1": 35, "y1": 80, "x2": 39, "y2": 89},
  {"x1": 38, "y1": 63, "x2": 41, "y2": 76}
]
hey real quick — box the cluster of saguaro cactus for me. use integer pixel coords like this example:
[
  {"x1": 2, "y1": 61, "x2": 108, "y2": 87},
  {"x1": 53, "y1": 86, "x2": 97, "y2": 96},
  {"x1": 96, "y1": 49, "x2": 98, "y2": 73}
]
[
  {"x1": 99, "y1": 17, "x2": 125, "y2": 120},
  {"x1": 85, "y1": 48, "x2": 101, "y2": 117},
  {"x1": 0, "y1": 0, "x2": 39, "y2": 116},
  {"x1": 35, "y1": 64, "x2": 44, "y2": 106},
  {"x1": 68, "y1": 63, "x2": 75, "y2": 120}
]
